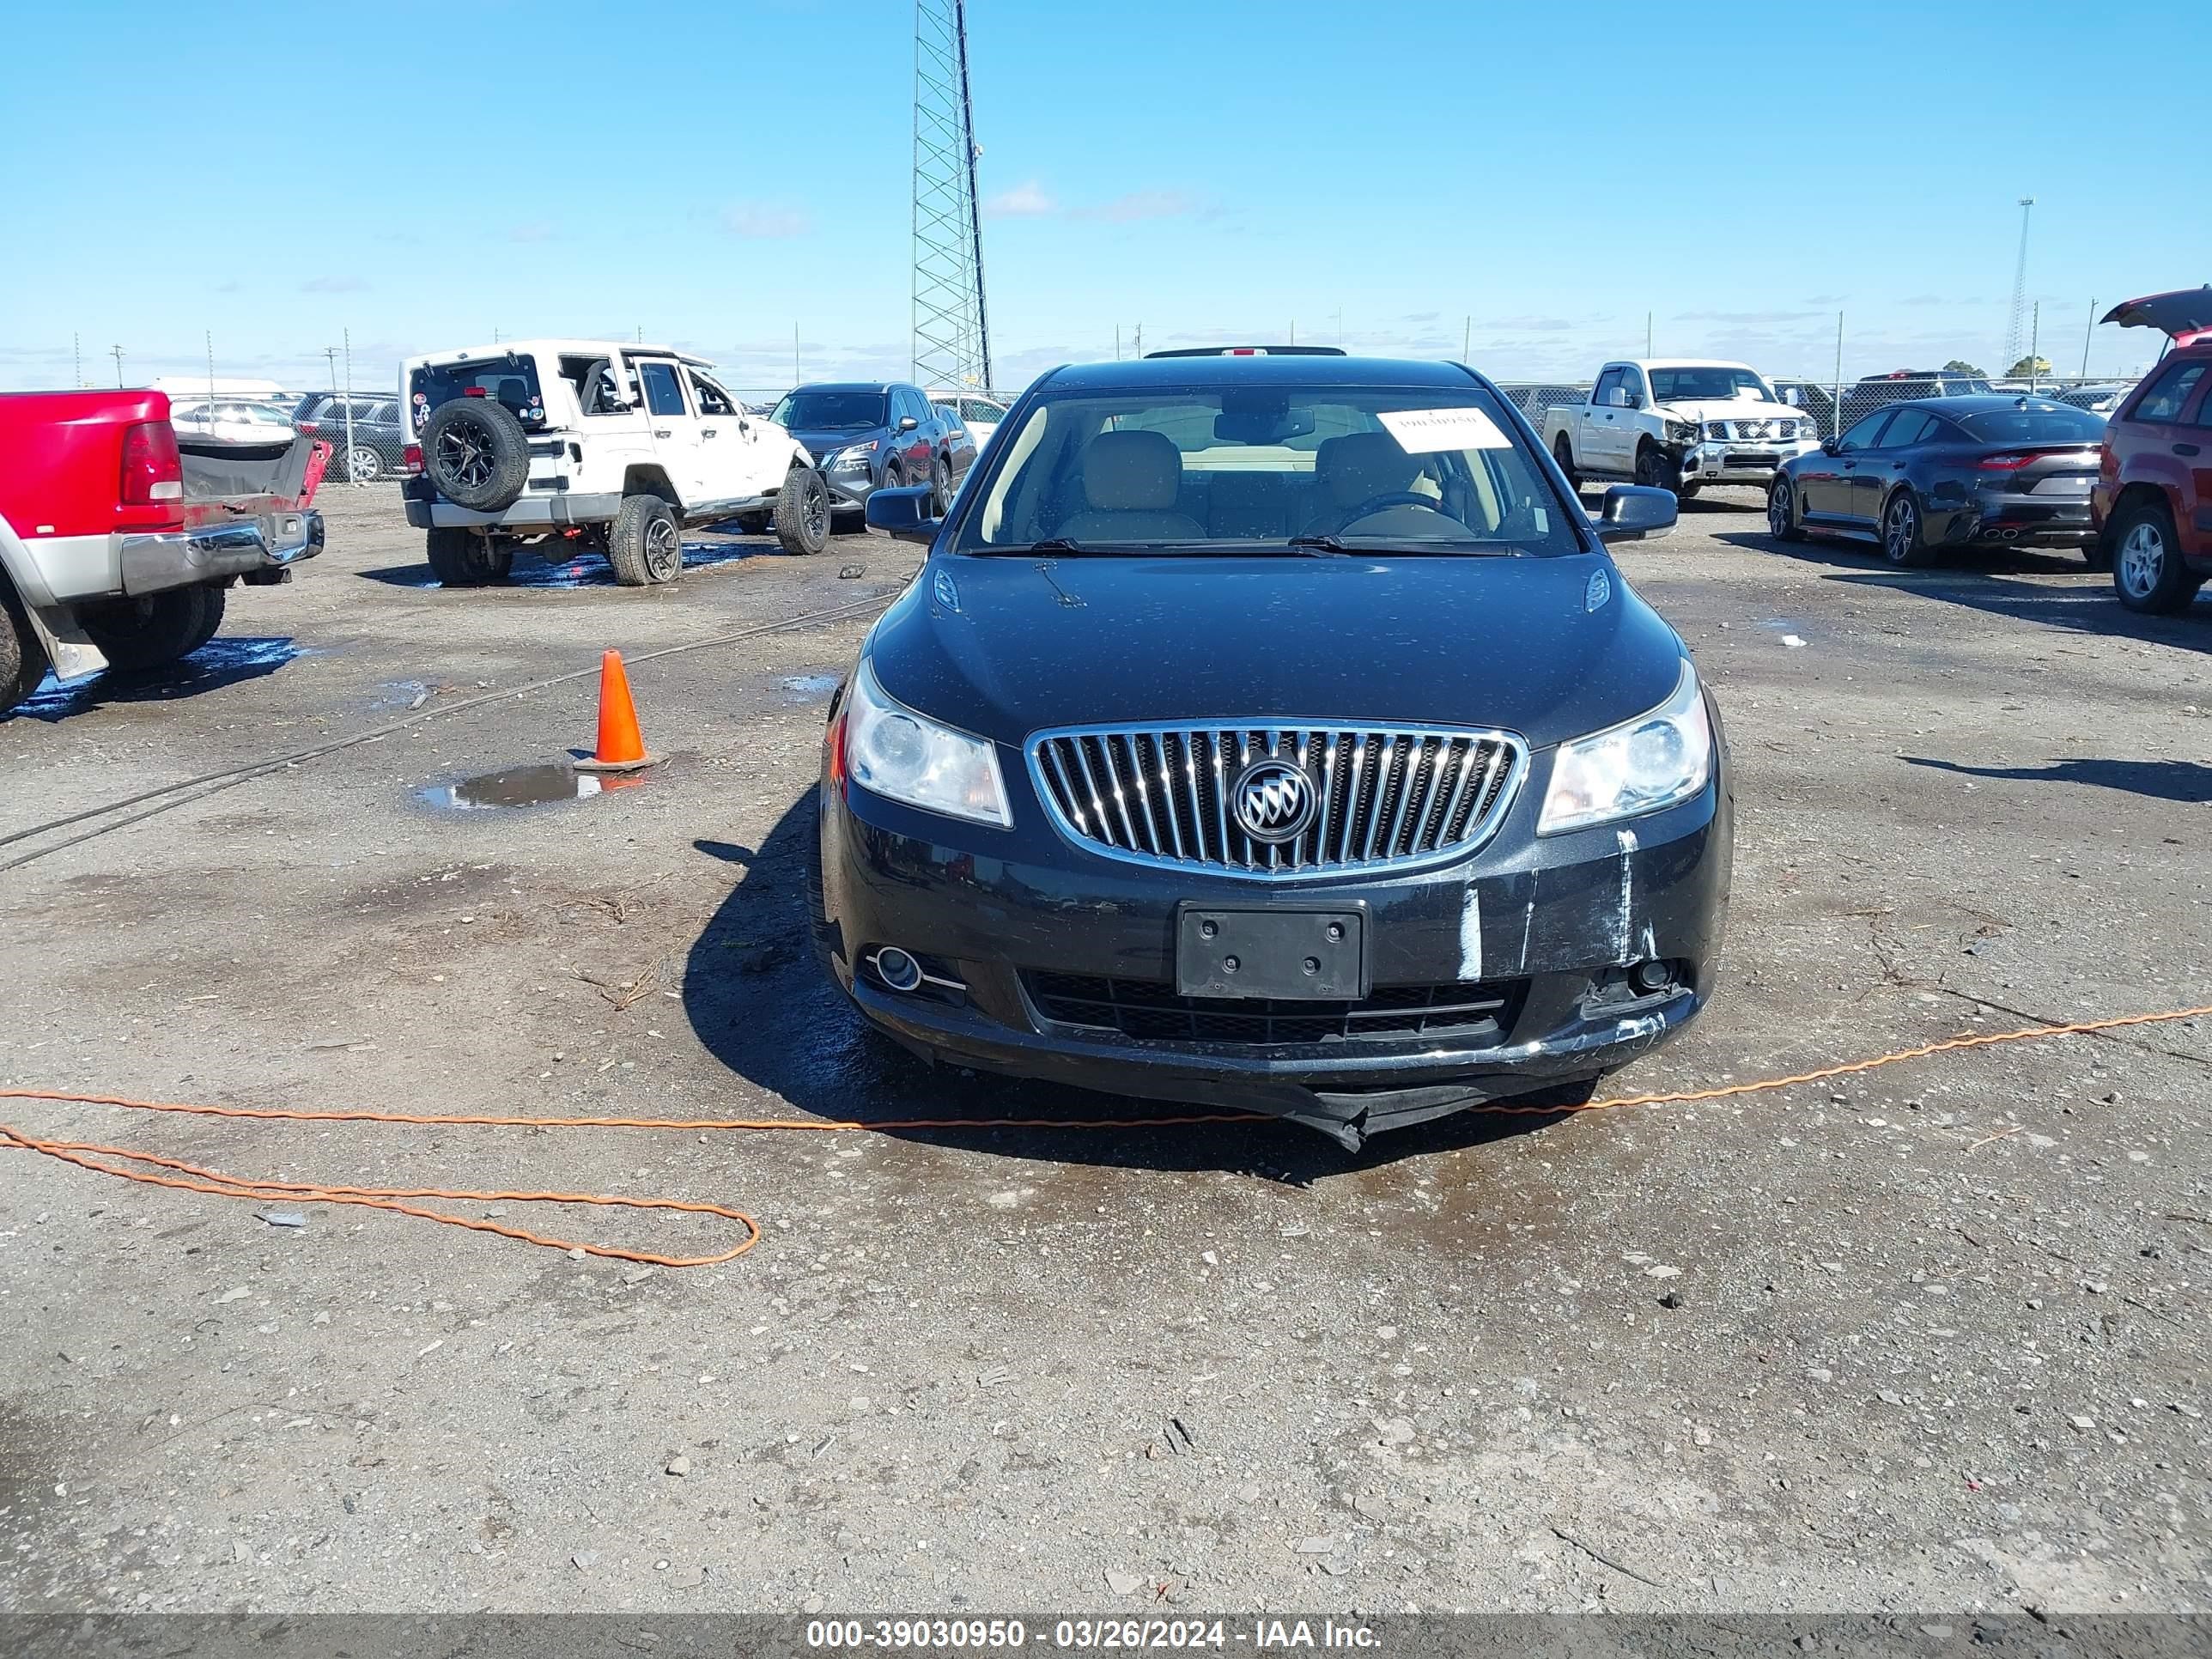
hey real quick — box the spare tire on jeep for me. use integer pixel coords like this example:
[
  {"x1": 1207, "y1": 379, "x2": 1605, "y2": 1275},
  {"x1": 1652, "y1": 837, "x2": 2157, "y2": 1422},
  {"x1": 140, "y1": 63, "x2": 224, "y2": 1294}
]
[{"x1": 421, "y1": 398, "x2": 531, "y2": 512}]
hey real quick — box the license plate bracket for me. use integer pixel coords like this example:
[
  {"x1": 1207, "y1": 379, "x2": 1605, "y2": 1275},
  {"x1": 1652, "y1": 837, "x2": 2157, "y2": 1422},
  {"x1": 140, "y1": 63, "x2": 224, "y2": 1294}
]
[{"x1": 1175, "y1": 905, "x2": 1367, "y2": 1000}]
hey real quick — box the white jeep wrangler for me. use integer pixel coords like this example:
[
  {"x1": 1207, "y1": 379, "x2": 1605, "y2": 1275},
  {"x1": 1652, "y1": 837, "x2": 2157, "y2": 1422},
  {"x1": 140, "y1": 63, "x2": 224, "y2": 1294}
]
[{"x1": 398, "y1": 339, "x2": 833, "y2": 586}]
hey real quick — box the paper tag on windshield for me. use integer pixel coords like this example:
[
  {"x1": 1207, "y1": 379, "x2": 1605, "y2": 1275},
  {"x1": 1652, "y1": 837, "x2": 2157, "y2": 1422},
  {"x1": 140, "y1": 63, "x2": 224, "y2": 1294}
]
[{"x1": 1377, "y1": 406, "x2": 1514, "y2": 453}]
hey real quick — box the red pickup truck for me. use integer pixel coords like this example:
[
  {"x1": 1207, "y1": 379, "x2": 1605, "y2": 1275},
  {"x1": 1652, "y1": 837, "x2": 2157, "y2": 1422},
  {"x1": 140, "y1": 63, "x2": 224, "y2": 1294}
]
[{"x1": 0, "y1": 389, "x2": 325, "y2": 709}]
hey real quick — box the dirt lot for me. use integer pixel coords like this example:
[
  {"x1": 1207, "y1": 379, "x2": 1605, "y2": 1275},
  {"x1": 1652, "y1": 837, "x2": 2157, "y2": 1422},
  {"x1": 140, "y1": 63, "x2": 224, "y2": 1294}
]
[{"x1": 2, "y1": 485, "x2": 2207, "y2": 1617}]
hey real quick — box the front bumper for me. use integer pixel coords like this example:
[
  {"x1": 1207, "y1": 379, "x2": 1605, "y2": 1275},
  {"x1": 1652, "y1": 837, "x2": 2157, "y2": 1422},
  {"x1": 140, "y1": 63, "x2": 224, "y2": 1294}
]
[
  {"x1": 811, "y1": 738, "x2": 1732, "y2": 1148},
  {"x1": 1678, "y1": 437, "x2": 1819, "y2": 486},
  {"x1": 823, "y1": 465, "x2": 879, "y2": 508},
  {"x1": 117, "y1": 509, "x2": 325, "y2": 598}
]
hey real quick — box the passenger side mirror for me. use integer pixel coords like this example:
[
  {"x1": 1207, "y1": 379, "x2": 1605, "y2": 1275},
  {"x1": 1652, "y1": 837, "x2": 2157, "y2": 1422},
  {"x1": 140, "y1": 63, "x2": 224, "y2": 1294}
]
[
  {"x1": 1601, "y1": 387, "x2": 1628, "y2": 408},
  {"x1": 1594, "y1": 484, "x2": 1677, "y2": 544},
  {"x1": 897, "y1": 415, "x2": 921, "y2": 433},
  {"x1": 1820, "y1": 437, "x2": 1839, "y2": 456},
  {"x1": 865, "y1": 483, "x2": 941, "y2": 544}
]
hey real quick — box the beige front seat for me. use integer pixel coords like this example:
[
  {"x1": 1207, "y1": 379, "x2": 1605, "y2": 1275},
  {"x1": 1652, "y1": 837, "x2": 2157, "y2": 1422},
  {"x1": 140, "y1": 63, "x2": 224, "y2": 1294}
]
[
  {"x1": 1305, "y1": 430, "x2": 1442, "y2": 536},
  {"x1": 1058, "y1": 431, "x2": 1204, "y2": 540}
]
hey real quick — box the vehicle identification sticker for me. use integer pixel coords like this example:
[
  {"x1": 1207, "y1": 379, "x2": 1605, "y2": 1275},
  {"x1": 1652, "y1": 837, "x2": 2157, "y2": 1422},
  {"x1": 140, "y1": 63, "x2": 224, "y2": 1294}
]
[{"x1": 1376, "y1": 406, "x2": 1514, "y2": 453}]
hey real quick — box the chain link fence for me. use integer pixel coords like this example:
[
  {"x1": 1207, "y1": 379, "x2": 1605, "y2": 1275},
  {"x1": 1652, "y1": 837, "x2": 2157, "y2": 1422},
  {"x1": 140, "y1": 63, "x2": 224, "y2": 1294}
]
[{"x1": 1498, "y1": 373, "x2": 2139, "y2": 444}]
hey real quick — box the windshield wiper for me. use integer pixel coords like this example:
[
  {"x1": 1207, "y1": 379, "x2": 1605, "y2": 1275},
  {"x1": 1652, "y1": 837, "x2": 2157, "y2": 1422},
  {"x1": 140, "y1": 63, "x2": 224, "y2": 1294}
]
[
  {"x1": 1286, "y1": 534, "x2": 1513, "y2": 557},
  {"x1": 970, "y1": 538, "x2": 1105, "y2": 557}
]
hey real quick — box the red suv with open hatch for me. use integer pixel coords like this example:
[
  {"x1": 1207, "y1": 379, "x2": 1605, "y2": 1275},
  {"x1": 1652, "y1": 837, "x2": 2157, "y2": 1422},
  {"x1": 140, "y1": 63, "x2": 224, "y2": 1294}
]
[{"x1": 2094, "y1": 288, "x2": 2212, "y2": 614}]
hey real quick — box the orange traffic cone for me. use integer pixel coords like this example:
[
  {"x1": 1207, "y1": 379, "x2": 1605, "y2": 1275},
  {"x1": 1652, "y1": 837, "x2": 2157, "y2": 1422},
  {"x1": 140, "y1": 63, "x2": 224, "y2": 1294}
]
[{"x1": 574, "y1": 649, "x2": 659, "y2": 773}]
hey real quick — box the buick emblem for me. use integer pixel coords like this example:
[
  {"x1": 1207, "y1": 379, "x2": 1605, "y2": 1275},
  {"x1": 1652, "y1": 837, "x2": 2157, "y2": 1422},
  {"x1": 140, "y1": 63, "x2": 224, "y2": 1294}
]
[{"x1": 1233, "y1": 759, "x2": 1318, "y2": 843}]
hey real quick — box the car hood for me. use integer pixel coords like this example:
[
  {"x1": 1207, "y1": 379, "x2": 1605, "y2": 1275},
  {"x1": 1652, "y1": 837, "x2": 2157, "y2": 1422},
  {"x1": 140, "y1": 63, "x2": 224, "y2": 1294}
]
[
  {"x1": 1658, "y1": 398, "x2": 1804, "y2": 425},
  {"x1": 866, "y1": 551, "x2": 1687, "y2": 753},
  {"x1": 788, "y1": 426, "x2": 886, "y2": 464}
]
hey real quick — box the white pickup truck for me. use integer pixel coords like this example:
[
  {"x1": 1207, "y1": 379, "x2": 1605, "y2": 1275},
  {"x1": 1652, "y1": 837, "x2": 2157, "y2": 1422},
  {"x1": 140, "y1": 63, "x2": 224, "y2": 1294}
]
[{"x1": 1541, "y1": 359, "x2": 1819, "y2": 499}]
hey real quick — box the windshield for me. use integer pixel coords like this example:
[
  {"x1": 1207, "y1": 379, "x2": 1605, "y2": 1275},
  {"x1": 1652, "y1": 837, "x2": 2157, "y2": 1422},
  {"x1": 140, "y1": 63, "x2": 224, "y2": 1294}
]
[
  {"x1": 773, "y1": 391, "x2": 887, "y2": 429},
  {"x1": 1959, "y1": 406, "x2": 2106, "y2": 444},
  {"x1": 952, "y1": 382, "x2": 1582, "y2": 556},
  {"x1": 1649, "y1": 367, "x2": 1772, "y2": 403}
]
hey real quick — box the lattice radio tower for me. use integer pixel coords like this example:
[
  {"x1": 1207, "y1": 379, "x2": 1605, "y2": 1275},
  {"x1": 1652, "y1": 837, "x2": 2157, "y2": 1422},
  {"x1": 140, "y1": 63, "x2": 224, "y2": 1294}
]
[
  {"x1": 911, "y1": 0, "x2": 993, "y2": 391},
  {"x1": 2002, "y1": 197, "x2": 2035, "y2": 373}
]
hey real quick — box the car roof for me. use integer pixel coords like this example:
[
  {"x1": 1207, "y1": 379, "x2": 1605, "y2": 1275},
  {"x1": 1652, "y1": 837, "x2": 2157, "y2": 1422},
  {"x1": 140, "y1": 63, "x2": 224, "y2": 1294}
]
[
  {"x1": 1629, "y1": 358, "x2": 1758, "y2": 372},
  {"x1": 401, "y1": 340, "x2": 712, "y2": 369},
  {"x1": 790, "y1": 381, "x2": 897, "y2": 394},
  {"x1": 1035, "y1": 355, "x2": 1480, "y2": 393},
  {"x1": 1885, "y1": 394, "x2": 2089, "y2": 416}
]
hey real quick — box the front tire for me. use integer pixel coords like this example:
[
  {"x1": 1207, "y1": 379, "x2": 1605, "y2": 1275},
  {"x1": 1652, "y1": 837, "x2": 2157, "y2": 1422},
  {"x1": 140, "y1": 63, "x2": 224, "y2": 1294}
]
[
  {"x1": 1766, "y1": 476, "x2": 1806, "y2": 542},
  {"x1": 607, "y1": 495, "x2": 684, "y2": 586},
  {"x1": 1881, "y1": 489, "x2": 1933, "y2": 568},
  {"x1": 929, "y1": 453, "x2": 951, "y2": 515},
  {"x1": 775, "y1": 466, "x2": 832, "y2": 556},
  {"x1": 2112, "y1": 496, "x2": 2199, "y2": 615},
  {"x1": 79, "y1": 585, "x2": 226, "y2": 673},
  {"x1": 425, "y1": 526, "x2": 514, "y2": 587},
  {"x1": 1634, "y1": 442, "x2": 1680, "y2": 495}
]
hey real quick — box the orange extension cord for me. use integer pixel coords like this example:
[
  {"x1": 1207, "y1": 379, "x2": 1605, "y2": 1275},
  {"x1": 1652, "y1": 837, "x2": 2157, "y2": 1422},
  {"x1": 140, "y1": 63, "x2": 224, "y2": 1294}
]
[{"x1": 3, "y1": 1001, "x2": 2208, "y2": 1269}]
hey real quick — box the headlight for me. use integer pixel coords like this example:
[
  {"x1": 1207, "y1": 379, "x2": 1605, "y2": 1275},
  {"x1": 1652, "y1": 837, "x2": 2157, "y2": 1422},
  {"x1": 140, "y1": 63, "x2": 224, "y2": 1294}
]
[
  {"x1": 829, "y1": 444, "x2": 876, "y2": 471},
  {"x1": 842, "y1": 659, "x2": 1011, "y2": 827},
  {"x1": 1538, "y1": 661, "x2": 1713, "y2": 836},
  {"x1": 1665, "y1": 418, "x2": 1699, "y2": 444}
]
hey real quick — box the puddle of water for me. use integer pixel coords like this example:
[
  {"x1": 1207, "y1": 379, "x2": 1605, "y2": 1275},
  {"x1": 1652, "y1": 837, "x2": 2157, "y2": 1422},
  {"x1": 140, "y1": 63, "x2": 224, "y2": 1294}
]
[
  {"x1": 15, "y1": 637, "x2": 304, "y2": 720},
  {"x1": 778, "y1": 674, "x2": 841, "y2": 701},
  {"x1": 419, "y1": 764, "x2": 644, "y2": 810}
]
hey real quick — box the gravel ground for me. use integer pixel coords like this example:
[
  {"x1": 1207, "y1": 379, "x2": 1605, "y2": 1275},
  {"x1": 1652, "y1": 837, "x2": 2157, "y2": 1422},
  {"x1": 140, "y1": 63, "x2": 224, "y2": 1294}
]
[{"x1": 1, "y1": 485, "x2": 2207, "y2": 1617}]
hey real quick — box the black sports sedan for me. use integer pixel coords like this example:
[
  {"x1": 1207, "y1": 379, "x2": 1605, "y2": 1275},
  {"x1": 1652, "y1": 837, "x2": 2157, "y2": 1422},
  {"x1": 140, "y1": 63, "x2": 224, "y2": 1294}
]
[
  {"x1": 805, "y1": 353, "x2": 1733, "y2": 1149},
  {"x1": 1766, "y1": 396, "x2": 2106, "y2": 566},
  {"x1": 770, "y1": 381, "x2": 976, "y2": 520}
]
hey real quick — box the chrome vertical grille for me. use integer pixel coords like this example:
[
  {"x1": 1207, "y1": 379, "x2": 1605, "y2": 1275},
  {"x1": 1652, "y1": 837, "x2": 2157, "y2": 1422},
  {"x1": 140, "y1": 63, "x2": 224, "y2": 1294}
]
[{"x1": 1026, "y1": 721, "x2": 1526, "y2": 878}]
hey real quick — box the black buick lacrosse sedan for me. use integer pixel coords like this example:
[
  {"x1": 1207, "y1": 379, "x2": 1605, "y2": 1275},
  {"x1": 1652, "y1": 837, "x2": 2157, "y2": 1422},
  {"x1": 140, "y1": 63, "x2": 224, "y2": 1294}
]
[{"x1": 808, "y1": 351, "x2": 1731, "y2": 1147}]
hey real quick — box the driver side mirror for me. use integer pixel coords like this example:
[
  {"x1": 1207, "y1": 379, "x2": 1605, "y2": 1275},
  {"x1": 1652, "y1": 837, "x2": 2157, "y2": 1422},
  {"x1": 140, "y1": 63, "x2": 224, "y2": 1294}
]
[
  {"x1": 1594, "y1": 484, "x2": 1677, "y2": 544},
  {"x1": 897, "y1": 415, "x2": 921, "y2": 433},
  {"x1": 1820, "y1": 437, "x2": 1839, "y2": 455},
  {"x1": 865, "y1": 483, "x2": 941, "y2": 545}
]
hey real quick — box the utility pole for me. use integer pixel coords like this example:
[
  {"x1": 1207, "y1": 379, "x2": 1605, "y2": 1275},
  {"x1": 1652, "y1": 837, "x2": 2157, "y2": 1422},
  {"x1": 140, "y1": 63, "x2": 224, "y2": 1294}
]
[
  {"x1": 1645, "y1": 311, "x2": 1653, "y2": 357},
  {"x1": 1133, "y1": 322, "x2": 1142, "y2": 358},
  {"x1": 1462, "y1": 316, "x2": 1471, "y2": 362},
  {"x1": 109, "y1": 344, "x2": 125, "y2": 386},
  {"x1": 2003, "y1": 196, "x2": 2035, "y2": 374},
  {"x1": 323, "y1": 346, "x2": 340, "y2": 393},
  {"x1": 1831, "y1": 311, "x2": 1844, "y2": 441},
  {"x1": 2081, "y1": 297, "x2": 2096, "y2": 379},
  {"x1": 206, "y1": 330, "x2": 216, "y2": 411},
  {"x1": 1114, "y1": 325, "x2": 1120, "y2": 362},
  {"x1": 73, "y1": 332, "x2": 82, "y2": 388},
  {"x1": 343, "y1": 327, "x2": 356, "y2": 485}
]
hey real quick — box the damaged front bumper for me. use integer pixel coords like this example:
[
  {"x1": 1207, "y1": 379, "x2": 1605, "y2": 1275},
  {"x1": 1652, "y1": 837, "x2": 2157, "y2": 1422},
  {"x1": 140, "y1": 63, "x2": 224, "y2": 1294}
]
[
  {"x1": 811, "y1": 747, "x2": 1732, "y2": 1149},
  {"x1": 1676, "y1": 436, "x2": 1819, "y2": 487}
]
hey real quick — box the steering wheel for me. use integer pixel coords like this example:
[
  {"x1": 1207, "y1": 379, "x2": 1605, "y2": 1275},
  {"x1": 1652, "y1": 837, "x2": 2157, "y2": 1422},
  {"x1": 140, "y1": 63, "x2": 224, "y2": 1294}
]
[{"x1": 1341, "y1": 491, "x2": 1455, "y2": 524}]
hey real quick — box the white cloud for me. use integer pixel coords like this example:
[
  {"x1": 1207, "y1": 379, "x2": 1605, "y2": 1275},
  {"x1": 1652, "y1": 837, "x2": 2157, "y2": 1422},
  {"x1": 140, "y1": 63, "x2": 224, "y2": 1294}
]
[
  {"x1": 984, "y1": 179, "x2": 1057, "y2": 218},
  {"x1": 1074, "y1": 190, "x2": 1198, "y2": 224}
]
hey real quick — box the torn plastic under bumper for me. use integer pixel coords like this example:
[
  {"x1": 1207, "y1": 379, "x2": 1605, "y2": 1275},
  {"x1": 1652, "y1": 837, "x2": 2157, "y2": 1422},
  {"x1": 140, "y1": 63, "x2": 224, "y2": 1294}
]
[{"x1": 850, "y1": 975, "x2": 1707, "y2": 1150}]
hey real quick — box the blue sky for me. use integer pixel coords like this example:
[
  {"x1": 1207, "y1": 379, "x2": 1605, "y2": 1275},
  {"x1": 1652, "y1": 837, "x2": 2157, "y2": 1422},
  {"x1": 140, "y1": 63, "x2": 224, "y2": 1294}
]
[{"x1": 3, "y1": 0, "x2": 2204, "y2": 396}]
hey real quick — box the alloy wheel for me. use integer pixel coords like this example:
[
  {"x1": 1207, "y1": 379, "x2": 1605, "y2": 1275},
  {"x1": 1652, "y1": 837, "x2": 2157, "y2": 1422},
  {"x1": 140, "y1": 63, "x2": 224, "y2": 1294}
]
[
  {"x1": 1885, "y1": 496, "x2": 1917, "y2": 562},
  {"x1": 435, "y1": 428, "x2": 491, "y2": 489},
  {"x1": 804, "y1": 478, "x2": 828, "y2": 542},
  {"x1": 1767, "y1": 480, "x2": 1793, "y2": 538},
  {"x1": 348, "y1": 447, "x2": 381, "y2": 483},
  {"x1": 2118, "y1": 521, "x2": 2166, "y2": 599},
  {"x1": 644, "y1": 516, "x2": 681, "y2": 580}
]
